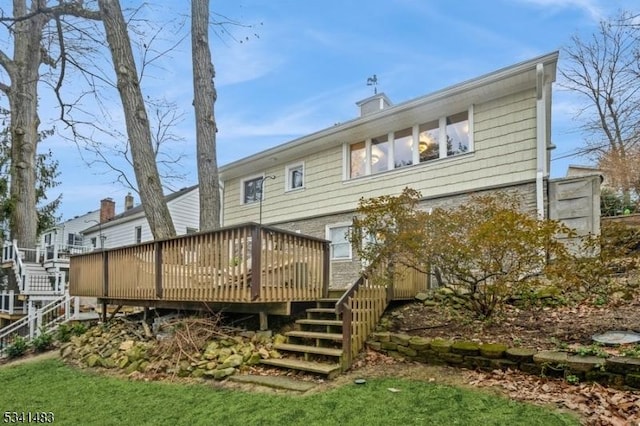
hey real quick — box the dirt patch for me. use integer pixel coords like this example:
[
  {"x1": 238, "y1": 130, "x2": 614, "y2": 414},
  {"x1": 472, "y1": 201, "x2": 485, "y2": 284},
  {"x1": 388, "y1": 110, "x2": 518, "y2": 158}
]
[
  {"x1": 0, "y1": 350, "x2": 58, "y2": 368},
  {"x1": 385, "y1": 298, "x2": 640, "y2": 354}
]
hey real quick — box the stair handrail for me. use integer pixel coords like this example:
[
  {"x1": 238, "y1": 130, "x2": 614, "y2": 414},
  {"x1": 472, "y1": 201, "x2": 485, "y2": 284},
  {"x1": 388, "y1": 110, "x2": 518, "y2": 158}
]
[
  {"x1": 0, "y1": 293, "x2": 72, "y2": 355},
  {"x1": 34, "y1": 293, "x2": 72, "y2": 334},
  {"x1": 335, "y1": 257, "x2": 392, "y2": 370}
]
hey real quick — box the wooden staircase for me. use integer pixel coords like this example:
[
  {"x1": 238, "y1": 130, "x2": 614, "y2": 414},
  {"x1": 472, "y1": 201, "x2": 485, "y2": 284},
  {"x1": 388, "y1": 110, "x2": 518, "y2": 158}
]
[{"x1": 261, "y1": 298, "x2": 345, "y2": 378}]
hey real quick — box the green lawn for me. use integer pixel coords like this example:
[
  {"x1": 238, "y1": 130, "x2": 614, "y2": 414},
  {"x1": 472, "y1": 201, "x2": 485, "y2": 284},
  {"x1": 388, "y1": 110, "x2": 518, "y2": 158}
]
[{"x1": 1, "y1": 359, "x2": 579, "y2": 426}]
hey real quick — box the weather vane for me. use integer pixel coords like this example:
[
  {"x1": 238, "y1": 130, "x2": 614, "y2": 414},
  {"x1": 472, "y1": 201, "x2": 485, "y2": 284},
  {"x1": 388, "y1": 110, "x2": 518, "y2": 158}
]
[{"x1": 367, "y1": 74, "x2": 378, "y2": 94}]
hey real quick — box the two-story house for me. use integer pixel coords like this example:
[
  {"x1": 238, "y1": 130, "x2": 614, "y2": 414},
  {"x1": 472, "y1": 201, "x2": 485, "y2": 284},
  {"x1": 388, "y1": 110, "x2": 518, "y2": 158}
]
[{"x1": 218, "y1": 51, "x2": 599, "y2": 288}]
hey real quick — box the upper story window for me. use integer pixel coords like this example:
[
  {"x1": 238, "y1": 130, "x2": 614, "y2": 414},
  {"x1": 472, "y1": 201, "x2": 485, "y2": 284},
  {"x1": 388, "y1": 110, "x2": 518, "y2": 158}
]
[
  {"x1": 446, "y1": 111, "x2": 470, "y2": 156},
  {"x1": 285, "y1": 163, "x2": 304, "y2": 191},
  {"x1": 393, "y1": 128, "x2": 413, "y2": 169},
  {"x1": 346, "y1": 107, "x2": 473, "y2": 179},
  {"x1": 241, "y1": 175, "x2": 264, "y2": 204},
  {"x1": 67, "y1": 233, "x2": 83, "y2": 246},
  {"x1": 418, "y1": 120, "x2": 439, "y2": 163},
  {"x1": 134, "y1": 226, "x2": 142, "y2": 244},
  {"x1": 349, "y1": 142, "x2": 366, "y2": 178},
  {"x1": 370, "y1": 135, "x2": 389, "y2": 174}
]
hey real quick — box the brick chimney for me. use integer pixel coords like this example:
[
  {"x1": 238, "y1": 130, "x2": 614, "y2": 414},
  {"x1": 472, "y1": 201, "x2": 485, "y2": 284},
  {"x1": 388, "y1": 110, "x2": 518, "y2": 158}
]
[
  {"x1": 100, "y1": 198, "x2": 115, "y2": 223},
  {"x1": 125, "y1": 192, "x2": 134, "y2": 211}
]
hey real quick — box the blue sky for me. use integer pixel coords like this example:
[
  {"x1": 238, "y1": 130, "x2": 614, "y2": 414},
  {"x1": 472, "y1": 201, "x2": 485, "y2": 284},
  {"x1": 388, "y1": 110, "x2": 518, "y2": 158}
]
[{"x1": 39, "y1": 0, "x2": 638, "y2": 220}]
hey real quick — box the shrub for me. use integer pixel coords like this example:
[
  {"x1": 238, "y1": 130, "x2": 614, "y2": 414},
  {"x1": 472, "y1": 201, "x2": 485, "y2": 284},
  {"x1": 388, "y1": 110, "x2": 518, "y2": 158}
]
[
  {"x1": 56, "y1": 323, "x2": 88, "y2": 343},
  {"x1": 352, "y1": 189, "x2": 574, "y2": 319},
  {"x1": 32, "y1": 330, "x2": 53, "y2": 352},
  {"x1": 55, "y1": 324, "x2": 72, "y2": 343},
  {"x1": 5, "y1": 335, "x2": 29, "y2": 359}
]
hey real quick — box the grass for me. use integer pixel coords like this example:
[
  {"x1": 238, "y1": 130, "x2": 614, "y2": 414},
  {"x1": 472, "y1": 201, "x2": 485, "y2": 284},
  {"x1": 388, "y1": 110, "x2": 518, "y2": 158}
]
[{"x1": 1, "y1": 359, "x2": 580, "y2": 426}]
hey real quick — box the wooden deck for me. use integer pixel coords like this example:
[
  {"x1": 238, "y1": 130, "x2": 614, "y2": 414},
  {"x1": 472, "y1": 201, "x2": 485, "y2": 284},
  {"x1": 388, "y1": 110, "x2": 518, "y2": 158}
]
[{"x1": 70, "y1": 223, "x2": 330, "y2": 314}]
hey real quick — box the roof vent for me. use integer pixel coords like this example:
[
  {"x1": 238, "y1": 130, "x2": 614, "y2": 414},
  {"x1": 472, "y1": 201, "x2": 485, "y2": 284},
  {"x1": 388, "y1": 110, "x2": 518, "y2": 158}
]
[{"x1": 356, "y1": 93, "x2": 392, "y2": 117}]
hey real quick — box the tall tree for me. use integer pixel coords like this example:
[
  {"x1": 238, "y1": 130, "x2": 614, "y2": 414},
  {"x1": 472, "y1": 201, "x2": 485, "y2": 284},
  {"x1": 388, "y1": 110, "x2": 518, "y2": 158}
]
[
  {"x1": 0, "y1": 124, "x2": 60, "y2": 240},
  {"x1": 98, "y1": 0, "x2": 175, "y2": 239},
  {"x1": 561, "y1": 10, "x2": 640, "y2": 195},
  {"x1": 0, "y1": 1, "x2": 101, "y2": 248},
  {"x1": 192, "y1": 0, "x2": 221, "y2": 231}
]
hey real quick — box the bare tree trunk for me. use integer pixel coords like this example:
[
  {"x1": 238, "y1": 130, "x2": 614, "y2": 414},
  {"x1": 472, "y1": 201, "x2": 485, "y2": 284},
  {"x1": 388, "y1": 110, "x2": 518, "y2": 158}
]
[
  {"x1": 192, "y1": 0, "x2": 221, "y2": 231},
  {"x1": 98, "y1": 0, "x2": 176, "y2": 239},
  {"x1": 4, "y1": 0, "x2": 49, "y2": 249}
]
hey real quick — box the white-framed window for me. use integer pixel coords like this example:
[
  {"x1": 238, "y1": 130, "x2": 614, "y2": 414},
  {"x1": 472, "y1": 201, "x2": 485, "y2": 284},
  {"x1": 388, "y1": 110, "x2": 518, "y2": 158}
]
[
  {"x1": 346, "y1": 106, "x2": 473, "y2": 179},
  {"x1": 186, "y1": 227, "x2": 199, "y2": 234},
  {"x1": 241, "y1": 174, "x2": 265, "y2": 204},
  {"x1": 67, "y1": 233, "x2": 83, "y2": 246},
  {"x1": 326, "y1": 223, "x2": 352, "y2": 261},
  {"x1": 134, "y1": 226, "x2": 142, "y2": 244},
  {"x1": 285, "y1": 162, "x2": 305, "y2": 191}
]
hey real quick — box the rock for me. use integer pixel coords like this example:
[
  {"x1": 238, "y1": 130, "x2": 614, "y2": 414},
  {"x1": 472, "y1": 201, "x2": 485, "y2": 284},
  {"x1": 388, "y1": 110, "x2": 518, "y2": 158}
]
[
  {"x1": 119, "y1": 340, "x2": 135, "y2": 351},
  {"x1": 246, "y1": 352, "x2": 262, "y2": 366},
  {"x1": 408, "y1": 337, "x2": 430, "y2": 351},
  {"x1": 451, "y1": 341, "x2": 480, "y2": 356},
  {"x1": 390, "y1": 333, "x2": 411, "y2": 346},
  {"x1": 85, "y1": 354, "x2": 103, "y2": 367},
  {"x1": 217, "y1": 348, "x2": 233, "y2": 361},
  {"x1": 221, "y1": 354, "x2": 244, "y2": 369},
  {"x1": 415, "y1": 292, "x2": 430, "y2": 302},
  {"x1": 273, "y1": 334, "x2": 287, "y2": 345},
  {"x1": 213, "y1": 367, "x2": 236, "y2": 380},
  {"x1": 505, "y1": 347, "x2": 536, "y2": 363},
  {"x1": 423, "y1": 300, "x2": 438, "y2": 307},
  {"x1": 255, "y1": 330, "x2": 273, "y2": 342},
  {"x1": 118, "y1": 357, "x2": 130, "y2": 369},
  {"x1": 258, "y1": 348, "x2": 270, "y2": 359},
  {"x1": 372, "y1": 332, "x2": 391, "y2": 342},
  {"x1": 59, "y1": 343, "x2": 74, "y2": 358},
  {"x1": 479, "y1": 343, "x2": 508, "y2": 359},
  {"x1": 269, "y1": 350, "x2": 282, "y2": 359},
  {"x1": 566, "y1": 355, "x2": 604, "y2": 372},
  {"x1": 192, "y1": 368, "x2": 205, "y2": 378},
  {"x1": 533, "y1": 350, "x2": 568, "y2": 366},
  {"x1": 430, "y1": 339, "x2": 453, "y2": 353}
]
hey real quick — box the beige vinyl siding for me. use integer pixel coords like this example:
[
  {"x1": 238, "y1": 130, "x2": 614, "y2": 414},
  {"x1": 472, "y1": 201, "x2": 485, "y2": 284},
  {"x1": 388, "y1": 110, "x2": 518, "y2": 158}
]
[{"x1": 223, "y1": 89, "x2": 538, "y2": 226}]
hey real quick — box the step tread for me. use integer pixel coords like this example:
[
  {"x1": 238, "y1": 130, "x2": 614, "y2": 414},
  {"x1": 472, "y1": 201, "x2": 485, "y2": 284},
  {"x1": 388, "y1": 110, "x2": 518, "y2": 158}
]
[
  {"x1": 296, "y1": 319, "x2": 343, "y2": 326},
  {"x1": 275, "y1": 343, "x2": 343, "y2": 357},
  {"x1": 316, "y1": 298, "x2": 339, "y2": 303},
  {"x1": 286, "y1": 330, "x2": 343, "y2": 341},
  {"x1": 306, "y1": 308, "x2": 336, "y2": 313},
  {"x1": 261, "y1": 358, "x2": 341, "y2": 375}
]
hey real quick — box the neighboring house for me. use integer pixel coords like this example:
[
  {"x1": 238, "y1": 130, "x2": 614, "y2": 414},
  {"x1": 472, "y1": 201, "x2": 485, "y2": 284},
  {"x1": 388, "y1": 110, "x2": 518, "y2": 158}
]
[
  {"x1": 81, "y1": 185, "x2": 200, "y2": 249},
  {"x1": 218, "y1": 51, "x2": 601, "y2": 288}
]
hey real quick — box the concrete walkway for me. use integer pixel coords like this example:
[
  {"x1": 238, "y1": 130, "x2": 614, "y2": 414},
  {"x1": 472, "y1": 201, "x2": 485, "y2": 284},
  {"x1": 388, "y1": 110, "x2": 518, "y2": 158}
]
[{"x1": 228, "y1": 374, "x2": 316, "y2": 392}]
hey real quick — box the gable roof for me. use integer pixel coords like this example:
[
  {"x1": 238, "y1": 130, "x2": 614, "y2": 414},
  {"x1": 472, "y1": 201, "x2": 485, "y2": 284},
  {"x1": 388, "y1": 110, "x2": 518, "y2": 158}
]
[
  {"x1": 219, "y1": 51, "x2": 559, "y2": 181},
  {"x1": 82, "y1": 185, "x2": 198, "y2": 233}
]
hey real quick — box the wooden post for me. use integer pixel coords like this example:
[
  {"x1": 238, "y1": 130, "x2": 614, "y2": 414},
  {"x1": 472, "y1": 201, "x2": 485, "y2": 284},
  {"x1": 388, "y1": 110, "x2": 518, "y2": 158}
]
[
  {"x1": 155, "y1": 242, "x2": 163, "y2": 299},
  {"x1": 342, "y1": 303, "x2": 352, "y2": 370},
  {"x1": 259, "y1": 311, "x2": 268, "y2": 331},
  {"x1": 102, "y1": 251, "x2": 109, "y2": 298},
  {"x1": 322, "y1": 242, "x2": 330, "y2": 298},
  {"x1": 101, "y1": 301, "x2": 107, "y2": 323},
  {"x1": 250, "y1": 225, "x2": 262, "y2": 301}
]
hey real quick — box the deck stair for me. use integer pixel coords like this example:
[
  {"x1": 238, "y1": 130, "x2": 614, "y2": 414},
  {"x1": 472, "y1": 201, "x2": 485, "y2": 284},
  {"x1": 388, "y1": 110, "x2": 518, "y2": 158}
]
[{"x1": 261, "y1": 298, "x2": 345, "y2": 378}]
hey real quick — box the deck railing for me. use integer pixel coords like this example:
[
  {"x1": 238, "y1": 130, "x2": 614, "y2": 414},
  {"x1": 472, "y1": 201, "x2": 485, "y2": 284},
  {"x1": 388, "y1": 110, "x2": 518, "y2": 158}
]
[
  {"x1": 0, "y1": 291, "x2": 26, "y2": 315},
  {"x1": 69, "y1": 223, "x2": 330, "y2": 304},
  {"x1": 44, "y1": 244, "x2": 91, "y2": 262},
  {"x1": 337, "y1": 259, "x2": 430, "y2": 369}
]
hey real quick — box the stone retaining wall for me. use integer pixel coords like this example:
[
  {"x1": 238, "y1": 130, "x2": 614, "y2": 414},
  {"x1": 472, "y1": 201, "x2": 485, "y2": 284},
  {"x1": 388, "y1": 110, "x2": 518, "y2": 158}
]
[{"x1": 367, "y1": 332, "x2": 640, "y2": 389}]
